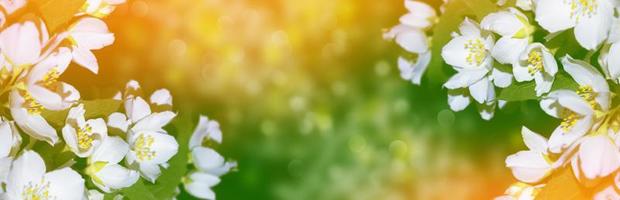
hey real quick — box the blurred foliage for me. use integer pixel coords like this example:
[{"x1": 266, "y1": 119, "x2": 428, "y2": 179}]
[{"x1": 58, "y1": 0, "x2": 565, "y2": 199}]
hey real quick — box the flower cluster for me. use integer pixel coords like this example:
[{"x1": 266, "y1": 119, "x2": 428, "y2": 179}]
[
  {"x1": 180, "y1": 116, "x2": 236, "y2": 200},
  {"x1": 387, "y1": 0, "x2": 620, "y2": 199},
  {"x1": 0, "y1": 0, "x2": 234, "y2": 199}
]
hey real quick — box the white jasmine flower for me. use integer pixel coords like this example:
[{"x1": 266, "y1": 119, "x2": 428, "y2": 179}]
[
  {"x1": 125, "y1": 100, "x2": 177, "y2": 182},
  {"x1": 69, "y1": 17, "x2": 115, "y2": 74},
  {"x1": 505, "y1": 127, "x2": 553, "y2": 183},
  {"x1": 5, "y1": 151, "x2": 85, "y2": 200},
  {"x1": 540, "y1": 90, "x2": 597, "y2": 153},
  {"x1": 25, "y1": 47, "x2": 80, "y2": 111},
  {"x1": 399, "y1": 0, "x2": 437, "y2": 29},
  {"x1": 540, "y1": 56, "x2": 610, "y2": 153},
  {"x1": 441, "y1": 18, "x2": 503, "y2": 120},
  {"x1": 62, "y1": 104, "x2": 108, "y2": 157},
  {"x1": 125, "y1": 127, "x2": 178, "y2": 182},
  {"x1": 562, "y1": 55, "x2": 611, "y2": 111},
  {"x1": 0, "y1": 21, "x2": 44, "y2": 71},
  {"x1": 535, "y1": 0, "x2": 614, "y2": 50},
  {"x1": 384, "y1": 0, "x2": 436, "y2": 85},
  {"x1": 86, "y1": 136, "x2": 139, "y2": 192},
  {"x1": 9, "y1": 89, "x2": 58, "y2": 145},
  {"x1": 481, "y1": 8, "x2": 533, "y2": 66},
  {"x1": 513, "y1": 43, "x2": 558, "y2": 96},
  {"x1": 184, "y1": 116, "x2": 236, "y2": 200},
  {"x1": 189, "y1": 115, "x2": 223, "y2": 149}
]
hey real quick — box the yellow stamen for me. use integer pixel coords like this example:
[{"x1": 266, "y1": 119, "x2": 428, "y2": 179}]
[
  {"x1": 39, "y1": 67, "x2": 60, "y2": 89},
  {"x1": 570, "y1": 0, "x2": 598, "y2": 21},
  {"x1": 561, "y1": 110, "x2": 580, "y2": 132},
  {"x1": 465, "y1": 39, "x2": 487, "y2": 66},
  {"x1": 77, "y1": 124, "x2": 96, "y2": 151},
  {"x1": 19, "y1": 88, "x2": 44, "y2": 115},
  {"x1": 576, "y1": 85, "x2": 599, "y2": 110},
  {"x1": 527, "y1": 51, "x2": 544, "y2": 75},
  {"x1": 134, "y1": 133, "x2": 157, "y2": 161},
  {"x1": 22, "y1": 179, "x2": 52, "y2": 200}
]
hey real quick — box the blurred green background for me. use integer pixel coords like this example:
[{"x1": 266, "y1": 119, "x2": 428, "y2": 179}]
[{"x1": 60, "y1": 0, "x2": 562, "y2": 199}]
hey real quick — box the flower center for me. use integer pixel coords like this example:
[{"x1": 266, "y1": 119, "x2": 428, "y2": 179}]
[
  {"x1": 39, "y1": 67, "x2": 60, "y2": 89},
  {"x1": 560, "y1": 110, "x2": 580, "y2": 132},
  {"x1": 569, "y1": 0, "x2": 598, "y2": 21},
  {"x1": 22, "y1": 180, "x2": 53, "y2": 200},
  {"x1": 465, "y1": 39, "x2": 487, "y2": 66},
  {"x1": 576, "y1": 85, "x2": 599, "y2": 110},
  {"x1": 527, "y1": 51, "x2": 544, "y2": 75},
  {"x1": 19, "y1": 88, "x2": 44, "y2": 115},
  {"x1": 77, "y1": 124, "x2": 95, "y2": 151},
  {"x1": 134, "y1": 133, "x2": 157, "y2": 161}
]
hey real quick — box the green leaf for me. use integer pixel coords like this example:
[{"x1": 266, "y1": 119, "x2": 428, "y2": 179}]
[
  {"x1": 120, "y1": 180, "x2": 158, "y2": 200},
  {"x1": 498, "y1": 81, "x2": 537, "y2": 101},
  {"x1": 498, "y1": 72, "x2": 579, "y2": 102},
  {"x1": 427, "y1": 0, "x2": 498, "y2": 82},
  {"x1": 551, "y1": 72, "x2": 579, "y2": 91},
  {"x1": 32, "y1": 0, "x2": 86, "y2": 32},
  {"x1": 544, "y1": 30, "x2": 588, "y2": 59},
  {"x1": 32, "y1": 141, "x2": 75, "y2": 170},
  {"x1": 536, "y1": 168, "x2": 589, "y2": 200},
  {"x1": 41, "y1": 99, "x2": 121, "y2": 128}
]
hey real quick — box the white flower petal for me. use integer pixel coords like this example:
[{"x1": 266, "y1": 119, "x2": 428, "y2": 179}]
[
  {"x1": 481, "y1": 10, "x2": 523, "y2": 37},
  {"x1": 562, "y1": 53, "x2": 609, "y2": 95},
  {"x1": 71, "y1": 17, "x2": 114, "y2": 50},
  {"x1": 492, "y1": 66, "x2": 513, "y2": 88},
  {"x1": 443, "y1": 69, "x2": 489, "y2": 89},
  {"x1": 535, "y1": 0, "x2": 575, "y2": 33},
  {"x1": 45, "y1": 168, "x2": 85, "y2": 200},
  {"x1": 10, "y1": 92, "x2": 58, "y2": 145},
  {"x1": 6, "y1": 151, "x2": 46, "y2": 198},
  {"x1": 521, "y1": 127, "x2": 548, "y2": 153},
  {"x1": 469, "y1": 77, "x2": 490, "y2": 104},
  {"x1": 447, "y1": 89, "x2": 471, "y2": 112},
  {"x1": 94, "y1": 164, "x2": 139, "y2": 192},
  {"x1": 184, "y1": 172, "x2": 219, "y2": 200},
  {"x1": 150, "y1": 89, "x2": 173, "y2": 106},
  {"x1": 92, "y1": 136, "x2": 129, "y2": 164},
  {"x1": 132, "y1": 111, "x2": 176, "y2": 132},
  {"x1": 492, "y1": 37, "x2": 528, "y2": 65},
  {"x1": 192, "y1": 147, "x2": 225, "y2": 172},
  {"x1": 0, "y1": 21, "x2": 41, "y2": 66},
  {"x1": 505, "y1": 150, "x2": 552, "y2": 183},
  {"x1": 107, "y1": 112, "x2": 129, "y2": 132},
  {"x1": 578, "y1": 136, "x2": 620, "y2": 180},
  {"x1": 189, "y1": 116, "x2": 222, "y2": 149},
  {"x1": 72, "y1": 47, "x2": 99, "y2": 74},
  {"x1": 573, "y1": 1, "x2": 613, "y2": 50},
  {"x1": 125, "y1": 96, "x2": 151, "y2": 123}
]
